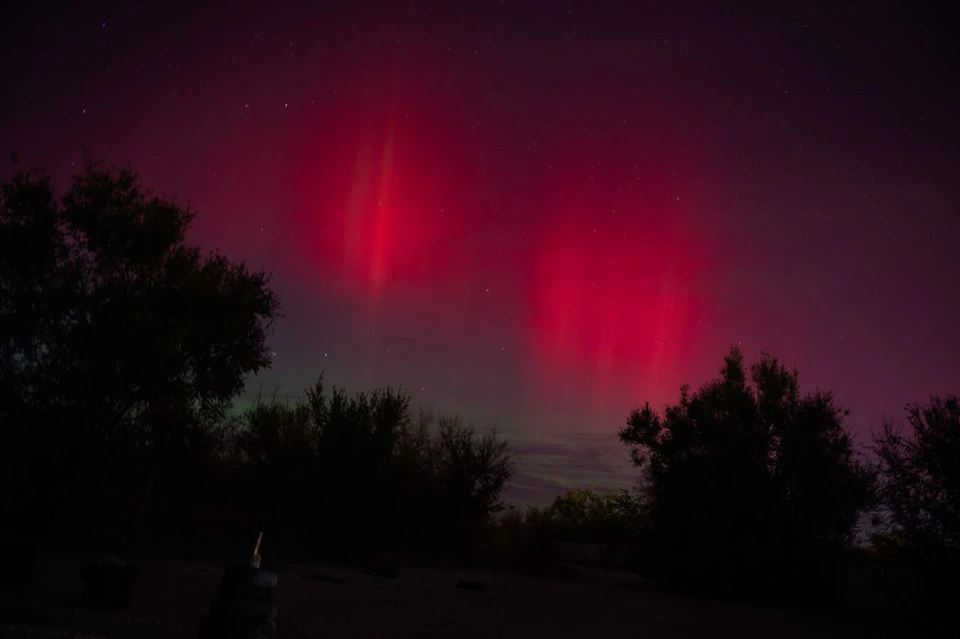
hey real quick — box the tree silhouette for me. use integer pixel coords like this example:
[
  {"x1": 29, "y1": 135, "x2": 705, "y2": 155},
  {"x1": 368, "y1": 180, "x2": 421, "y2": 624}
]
[
  {"x1": 618, "y1": 347, "x2": 874, "y2": 596},
  {"x1": 873, "y1": 396, "x2": 960, "y2": 554},
  {"x1": 432, "y1": 415, "x2": 514, "y2": 535},
  {"x1": 1, "y1": 158, "x2": 281, "y2": 537},
  {"x1": 231, "y1": 378, "x2": 514, "y2": 555}
]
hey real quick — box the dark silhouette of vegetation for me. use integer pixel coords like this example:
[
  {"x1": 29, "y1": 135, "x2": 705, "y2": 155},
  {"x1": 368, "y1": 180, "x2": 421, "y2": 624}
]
[
  {"x1": 618, "y1": 347, "x2": 875, "y2": 599},
  {"x1": 464, "y1": 487, "x2": 648, "y2": 579},
  {"x1": 234, "y1": 380, "x2": 514, "y2": 557},
  {"x1": 868, "y1": 396, "x2": 959, "y2": 631},
  {"x1": 526, "y1": 488, "x2": 644, "y2": 547},
  {"x1": 1, "y1": 158, "x2": 280, "y2": 540},
  {"x1": 0, "y1": 159, "x2": 513, "y2": 561},
  {"x1": 873, "y1": 396, "x2": 960, "y2": 554}
]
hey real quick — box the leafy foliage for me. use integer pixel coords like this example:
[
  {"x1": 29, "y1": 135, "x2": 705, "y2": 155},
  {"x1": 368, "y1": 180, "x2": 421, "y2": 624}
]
[
  {"x1": 0, "y1": 158, "x2": 280, "y2": 534},
  {"x1": 432, "y1": 415, "x2": 514, "y2": 532},
  {"x1": 873, "y1": 396, "x2": 960, "y2": 554},
  {"x1": 234, "y1": 378, "x2": 514, "y2": 554},
  {"x1": 618, "y1": 347, "x2": 874, "y2": 594},
  {"x1": 526, "y1": 488, "x2": 643, "y2": 545}
]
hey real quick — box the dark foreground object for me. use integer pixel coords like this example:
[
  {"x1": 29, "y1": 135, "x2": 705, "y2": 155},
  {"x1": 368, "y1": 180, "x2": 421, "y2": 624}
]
[
  {"x1": 80, "y1": 556, "x2": 139, "y2": 610},
  {"x1": 199, "y1": 566, "x2": 278, "y2": 639},
  {"x1": 457, "y1": 580, "x2": 487, "y2": 592},
  {"x1": 1, "y1": 540, "x2": 36, "y2": 588}
]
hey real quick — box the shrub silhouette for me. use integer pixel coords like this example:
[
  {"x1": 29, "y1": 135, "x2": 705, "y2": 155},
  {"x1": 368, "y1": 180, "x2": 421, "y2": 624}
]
[
  {"x1": 873, "y1": 395, "x2": 960, "y2": 554},
  {"x1": 232, "y1": 378, "x2": 514, "y2": 556},
  {"x1": 870, "y1": 396, "x2": 958, "y2": 631},
  {"x1": 527, "y1": 488, "x2": 643, "y2": 546},
  {"x1": 618, "y1": 347, "x2": 874, "y2": 598},
  {"x1": 431, "y1": 415, "x2": 514, "y2": 538}
]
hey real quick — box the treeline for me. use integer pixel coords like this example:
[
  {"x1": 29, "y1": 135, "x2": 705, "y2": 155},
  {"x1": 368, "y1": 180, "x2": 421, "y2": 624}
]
[
  {"x1": 231, "y1": 381, "x2": 512, "y2": 556},
  {"x1": 3, "y1": 381, "x2": 513, "y2": 561}
]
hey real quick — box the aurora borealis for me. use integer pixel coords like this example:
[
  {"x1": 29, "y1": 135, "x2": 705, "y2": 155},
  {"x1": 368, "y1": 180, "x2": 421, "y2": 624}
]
[{"x1": 3, "y1": 1, "x2": 958, "y2": 503}]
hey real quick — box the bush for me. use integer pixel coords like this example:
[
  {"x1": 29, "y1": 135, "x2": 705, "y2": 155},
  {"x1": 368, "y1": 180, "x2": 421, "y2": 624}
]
[
  {"x1": 526, "y1": 488, "x2": 643, "y2": 547},
  {"x1": 869, "y1": 396, "x2": 960, "y2": 632},
  {"x1": 224, "y1": 378, "x2": 514, "y2": 558},
  {"x1": 619, "y1": 347, "x2": 874, "y2": 599},
  {"x1": 873, "y1": 396, "x2": 960, "y2": 555}
]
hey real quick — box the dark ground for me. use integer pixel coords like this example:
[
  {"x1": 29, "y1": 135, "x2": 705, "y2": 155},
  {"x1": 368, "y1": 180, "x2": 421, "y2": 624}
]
[{"x1": 0, "y1": 549, "x2": 909, "y2": 639}]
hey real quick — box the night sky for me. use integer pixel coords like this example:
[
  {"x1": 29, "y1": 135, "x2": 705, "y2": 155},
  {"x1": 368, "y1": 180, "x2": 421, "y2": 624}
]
[{"x1": 3, "y1": 1, "x2": 958, "y2": 504}]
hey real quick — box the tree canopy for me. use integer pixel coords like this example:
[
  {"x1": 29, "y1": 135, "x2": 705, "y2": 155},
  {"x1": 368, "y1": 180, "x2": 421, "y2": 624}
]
[
  {"x1": 235, "y1": 379, "x2": 514, "y2": 553},
  {"x1": 1, "y1": 159, "x2": 280, "y2": 532},
  {"x1": 618, "y1": 347, "x2": 874, "y2": 594},
  {"x1": 1, "y1": 159, "x2": 280, "y2": 435},
  {"x1": 873, "y1": 395, "x2": 960, "y2": 555}
]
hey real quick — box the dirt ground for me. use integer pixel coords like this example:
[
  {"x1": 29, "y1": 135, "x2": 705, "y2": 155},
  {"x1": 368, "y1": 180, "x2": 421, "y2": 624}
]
[{"x1": 2, "y1": 552, "x2": 903, "y2": 639}]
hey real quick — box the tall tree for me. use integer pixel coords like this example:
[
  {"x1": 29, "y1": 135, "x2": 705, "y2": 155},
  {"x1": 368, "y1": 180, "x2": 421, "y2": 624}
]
[
  {"x1": 618, "y1": 347, "x2": 874, "y2": 595},
  {"x1": 0, "y1": 158, "x2": 281, "y2": 536},
  {"x1": 432, "y1": 415, "x2": 514, "y2": 531}
]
